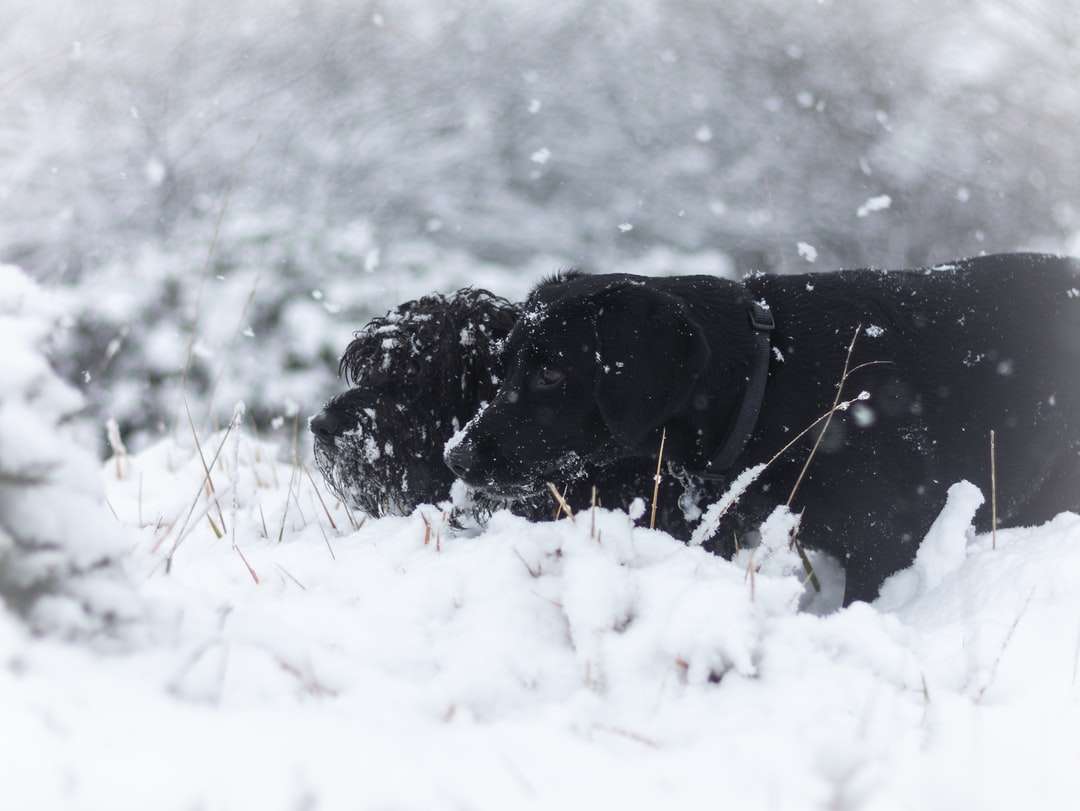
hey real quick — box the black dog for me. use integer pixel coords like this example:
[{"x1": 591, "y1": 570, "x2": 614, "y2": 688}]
[
  {"x1": 312, "y1": 288, "x2": 517, "y2": 516},
  {"x1": 445, "y1": 253, "x2": 1080, "y2": 603},
  {"x1": 312, "y1": 288, "x2": 698, "y2": 529}
]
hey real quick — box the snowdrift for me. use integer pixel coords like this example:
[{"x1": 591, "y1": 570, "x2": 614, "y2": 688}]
[
  {"x1": 3, "y1": 266, "x2": 1080, "y2": 809},
  {"x1": 0, "y1": 408, "x2": 1078, "y2": 808}
]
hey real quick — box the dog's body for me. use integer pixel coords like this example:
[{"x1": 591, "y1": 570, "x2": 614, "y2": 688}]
[{"x1": 446, "y1": 253, "x2": 1080, "y2": 603}]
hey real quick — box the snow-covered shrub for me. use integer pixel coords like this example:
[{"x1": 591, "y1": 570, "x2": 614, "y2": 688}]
[{"x1": 0, "y1": 266, "x2": 136, "y2": 635}]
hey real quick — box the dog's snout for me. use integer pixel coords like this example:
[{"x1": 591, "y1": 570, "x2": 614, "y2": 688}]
[
  {"x1": 310, "y1": 409, "x2": 346, "y2": 441},
  {"x1": 444, "y1": 438, "x2": 477, "y2": 479}
]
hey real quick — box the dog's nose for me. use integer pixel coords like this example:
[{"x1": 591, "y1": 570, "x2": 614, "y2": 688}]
[
  {"x1": 310, "y1": 409, "x2": 346, "y2": 441},
  {"x1": 444, "y1": 439, "x2": 477, "y2": 479}
]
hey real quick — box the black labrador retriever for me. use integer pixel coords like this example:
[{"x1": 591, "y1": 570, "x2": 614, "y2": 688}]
[{"x1": 445, "y1": 253, "x2": 1080, "y2": 603}]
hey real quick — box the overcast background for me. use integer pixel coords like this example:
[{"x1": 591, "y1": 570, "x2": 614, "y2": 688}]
[{"x1": 3, "y1": 0, "x2": 1078, "y2": 449}]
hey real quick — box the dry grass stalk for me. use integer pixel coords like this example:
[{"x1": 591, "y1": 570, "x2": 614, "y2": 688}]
[
  {"x1": 591, "y1": 724, "x2": 660, "y2": 749},
  {"x1": 781, "y1": 324, "x2": 886, "y2": 593},
  {"x1": 514, "y1": 548, "x2": 541, "y2": 578},
  {"x1": 551, "y1": 484, "x2": 570, "y2": 520},
  {"x1": 161, "y1": 482, "x2": 235, "y2": 570},
  {"x1": 546, "y1": 482, "x2": 575, "y2": 522},
  {"x1": 288, "y1": 475, "x2": 310, "y2": 526},
  {"x1": 234, "y1": 543, "x2": 260, "y2": 584},
  {"x1": 590, "y1": 485, "x2": 598, "y2": 541},
  {"x1": 105, "y1": 417, "x2": 128, "y2": 479},
  {"x1": 277, "y1": 465, "x2": 298, "y2": 544},
  {"x1": 692, "y1": 382, "x2": 880, "y2": 549},
  {"x1": 316, "y1": 521, "x2": 337, "y2": 561},
  {"x1": 275, "y1": 563, "x2": 307, "y2": 591},
  {"x1": 745, "y1": 549, "x2": 757, "y2": 602},
  {"x1": 258, "y1": 502, "x2": 269, "y2": 539},
  {"x1": 303, "y1": 464, "x2": 338, "y2": 531},
  {"x1": 206, "y1": 510, "x2": 223, "y2": 539},
  {"x1": 340, "y1": 498, "x2": 361, "y2": 531},
  {"x1": 421, "y1": 512, "x2": 431, "y2": 545},
  {"x1": 787, "y1": 324, "x2": 862, "y2": 508},
  {"x1": 162, "y1": 419, "x2": 237, "y2": 566},
  {"x1": 185, "y1": 397, "x2": 228, "y2": 535},
  {"x1": 990, "y1": 429, "x2": 998, "y2": 550},
  {"x1": 649, "y1": 428, "x2": 667, "y2": 530}
]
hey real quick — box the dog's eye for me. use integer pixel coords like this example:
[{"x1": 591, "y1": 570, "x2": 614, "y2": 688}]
[{"x1": 531, "y1": 367, "x2": 566, "y2": 390}]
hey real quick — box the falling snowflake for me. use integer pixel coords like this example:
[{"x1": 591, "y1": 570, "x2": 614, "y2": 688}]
[{"x1": 856, "y1": 195, "x2": 892, "y2": 218}]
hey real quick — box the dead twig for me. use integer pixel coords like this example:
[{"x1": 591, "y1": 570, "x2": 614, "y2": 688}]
[
  {"x1": 990, "y1": 429, "x2": 998, "y2": 550},
  {"x1": 277, "y1": 465, "x2": 298, "y2": 544},
  {"x1": 275, "y1": 564, "x2": 307, "y2": 591},
  {"x1": 649, "y1": 428, "x2": 667, "y2": 530},
  {"x1": 303, "y1": 464, "x2": 338, "y2": 531},
  {"x1": 787, "y1": 324, "x2": 862, "y2": 508},
  {"x1": 590, "y1": 485, "x2": 598, "y2": 541},
  {"x1": 546, "y1": 482, "x2": 575, "y2": 522},
  {"x1": 162, "y1": 419, "x2": 238, "y2": 567},
  {"x1": 184, "y1": 396, "x2": 228, "y2": 535}
]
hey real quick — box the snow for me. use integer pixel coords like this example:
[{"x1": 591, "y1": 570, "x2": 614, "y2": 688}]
[
  {"x1": 797, "y1": 241, "x2": 818, "y2": 262},
  {"x1": 3, "y1": 269, "x2": 1080, "y2": 806},
  {"x1": 856, "y1": 194, "x2": 893, "y2": 218},
  {"x1": 3, "y1": 4, "x2": 1080, "y2": 800},
  {"x1": 877, "y1": 480, "x2": 984, "y2": 610},
  {"x1": 3, "y1": 414, "x2": 1080, "y2": 808},
  {"x1": 691, "y1": 462, "x2": 767, "y2": 546}
]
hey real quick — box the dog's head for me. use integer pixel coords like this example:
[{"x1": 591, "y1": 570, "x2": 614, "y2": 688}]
[
  {"x1": 312, "y1": 288, "x2": 518, "y2": 515},
  {"x1": 444, "y1": 272, "x2": 712, "y2": 495}
]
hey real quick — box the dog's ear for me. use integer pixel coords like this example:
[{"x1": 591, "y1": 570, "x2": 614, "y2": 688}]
[{"x1": 591, "y1": 284, "x2": 710, "y2": 449}]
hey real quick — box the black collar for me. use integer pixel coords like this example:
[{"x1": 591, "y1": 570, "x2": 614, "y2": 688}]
[{"x1": 701, "y1": 299, "x2": 774, "y2": 477}]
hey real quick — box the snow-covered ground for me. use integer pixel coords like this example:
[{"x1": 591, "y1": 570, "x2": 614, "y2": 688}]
[
  {"x1": 4, "y1": 405, "x2": 1080, "y2": 808},
  {"x1": 6, "y1": 230, "x2": 1080, "y2": 811}
]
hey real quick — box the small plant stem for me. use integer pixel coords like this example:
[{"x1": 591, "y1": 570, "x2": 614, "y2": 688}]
[
  {"x1": 546, "y1": 482, "x2": 575, "y2": 522},
  {"x1": 788, "y1": 324, "x2": 862, "y2": 508},
  {"x1": 185, "y1": 397, "x2": 228, "y2": 534},
  {"x1": 590, "y1": 485, "x2": 598, "y2": 540},
  {"x1": 649, "y1": 428, "x2": 667, "y2": 531},
  {"x1": 990, "y1": 429, "x2": 998, "y2": 550},
  {"x1": 303, "y1": 464, "x2": 338, "y2": 531}
]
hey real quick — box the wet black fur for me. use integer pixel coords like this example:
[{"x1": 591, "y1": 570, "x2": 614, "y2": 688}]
[{"x1": 447, "y1": 253, "x2": 1080, "y2": 604}]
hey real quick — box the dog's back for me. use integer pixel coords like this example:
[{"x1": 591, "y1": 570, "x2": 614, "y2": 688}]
[{"x1": 740, "y1": 253, "x2": 1080, "y2": 598}]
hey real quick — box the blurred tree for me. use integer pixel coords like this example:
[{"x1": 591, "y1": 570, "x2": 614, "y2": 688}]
[{"x1": 1, "y1": 0, "x2": 1077, "y2": 445}]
